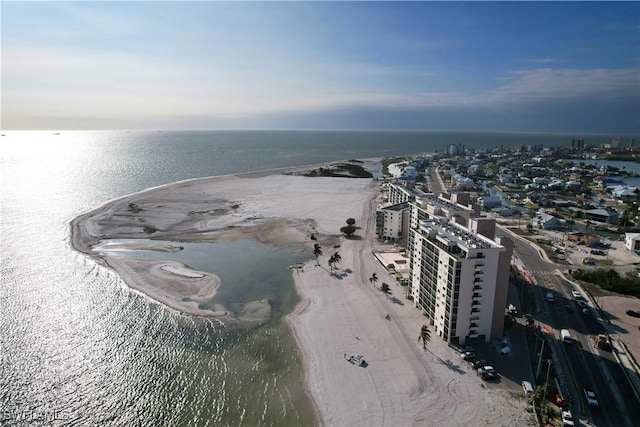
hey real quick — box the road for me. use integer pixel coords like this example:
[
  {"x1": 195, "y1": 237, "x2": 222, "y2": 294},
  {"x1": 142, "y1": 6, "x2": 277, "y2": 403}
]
[
  {"x1": 428, "y1": 164, "x2": 638, "y2": 425},
  {"x1": 507, "y1": 229, "x2": 638, "y2": 426}
]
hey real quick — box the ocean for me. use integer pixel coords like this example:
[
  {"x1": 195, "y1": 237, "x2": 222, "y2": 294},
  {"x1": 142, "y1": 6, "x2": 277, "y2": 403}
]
[{"x1": 0, "y1": 130, "x2": 630, "y2": 426}]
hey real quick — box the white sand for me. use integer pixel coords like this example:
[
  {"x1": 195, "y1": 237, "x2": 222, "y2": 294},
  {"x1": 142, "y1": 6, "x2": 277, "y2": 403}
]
[
  {"x1": 71, "y1": 165, "x2": 532, "y2": 425},
  {"x1": 288, "y1": 183, "x2": 533, "y2": 427}
]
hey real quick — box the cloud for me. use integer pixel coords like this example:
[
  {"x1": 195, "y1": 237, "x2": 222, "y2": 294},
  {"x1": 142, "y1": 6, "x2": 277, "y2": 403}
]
[
  {"x1": 521, "y1": 58, "x2": 558, "y2": 64},
  {"x1": 495, "y1": 68, "x2": 638, "y2": 101},
  {"x1": 3, "y1": 40, "x2": 638, "y2": 132}
]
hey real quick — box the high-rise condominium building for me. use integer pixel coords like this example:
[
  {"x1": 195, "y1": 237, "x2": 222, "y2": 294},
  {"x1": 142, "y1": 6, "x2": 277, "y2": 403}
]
[{"x1": 408, "y1": 194, "x2": 513, "y2": 346}]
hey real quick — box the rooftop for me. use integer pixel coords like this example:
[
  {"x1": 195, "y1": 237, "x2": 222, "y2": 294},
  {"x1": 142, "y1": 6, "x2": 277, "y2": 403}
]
[
  {"x1": 418, "y1": 194, "x2": 467, "y2": 213},
  {"x1": 421, "y1": 218, "x2": 498, "y2": 250}
]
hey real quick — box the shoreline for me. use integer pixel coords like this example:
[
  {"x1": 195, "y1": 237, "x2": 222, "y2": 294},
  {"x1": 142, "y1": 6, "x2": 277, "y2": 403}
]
[
  {"x1": 69, "y1": 160, "x2": 380, "y2": 425},
  {"x1": 69, "y1": 159, "x2": 533, "y2": 426}
]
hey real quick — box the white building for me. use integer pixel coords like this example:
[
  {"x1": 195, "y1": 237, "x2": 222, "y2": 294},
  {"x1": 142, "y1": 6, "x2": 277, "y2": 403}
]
[
  {"x1": 376, "y1": 202, "x2": 410, "y2": 244},
  {"x1": 624, "y1": 233, "x2": 640, "y2": 253},
  {"x1": 408, "y1": 194, "x2": 512, "y2": 346},
  {"x1": 387, "y1": 182, "x2": 415, "y2": 206}
]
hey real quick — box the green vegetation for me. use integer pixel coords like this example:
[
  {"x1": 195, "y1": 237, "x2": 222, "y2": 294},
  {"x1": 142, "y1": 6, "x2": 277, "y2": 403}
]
[
  {"x1": 302, "y1": 162, "x2": 372, "y2": 178},
  {"x1": 328, "y1": 252, "x2": 342, "y2": 270},
  {"x1": 572, "y1": 268, "x2": 640, "y2": 297},
  {"x1": 418, "y1": 325, "x2": 431, "y2": 349},
  {"x1": 380, "y1": 282, "x2": 391, "y2": 296},
  {"x1": 381, "y1": 157, "x2": 407, "y2": 177},
  {"x1": 369, "y1": 273, "x2": 378, "y2": 287},
  {"x1": 143, "y1": 225, "x2": 157, "y2": 234},
  {"x1": 313, "y1": 243, "x2": 322, "y2": 266},
  {"x1": 340, "y1": 218, "x2": 357, "y2": 237}
]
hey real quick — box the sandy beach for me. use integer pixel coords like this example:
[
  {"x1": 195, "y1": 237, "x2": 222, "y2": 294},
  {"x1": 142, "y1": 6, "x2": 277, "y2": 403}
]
[{"x1": 71, "y1": 164, "x2": 533, "y2": 426}]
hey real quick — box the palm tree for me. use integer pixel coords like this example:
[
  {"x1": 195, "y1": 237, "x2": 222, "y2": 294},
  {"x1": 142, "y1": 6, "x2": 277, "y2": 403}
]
[
  {"x1": 313, "y1": 243, "x2": 322, "y2": 266},
  {"x1": 369, "y1": 273, "x2": 378, "y2": 287},
  {"x1": 619, "y1": 209, "x2": 632, "y2": 231},
  {"x1": 380, "y1": 282, "x2": 391, "y2": 296},
  {"x1": 328, "y1": 254, "x2": 336, "y2": 270},
  {"x1": 328, "y1": 252, "x2": 341, "y2": 270},
  {"x1": 332, "y1": 252, "x2": 341, "y2": 267},
  {"x1": 418, "y1": 324, "x2": 431, "y2": 349}
]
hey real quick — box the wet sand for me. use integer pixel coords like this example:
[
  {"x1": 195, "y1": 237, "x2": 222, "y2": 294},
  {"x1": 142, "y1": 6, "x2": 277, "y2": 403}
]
[{"x1": 71, "y1": 163, "x2": 532, "y2": 426}]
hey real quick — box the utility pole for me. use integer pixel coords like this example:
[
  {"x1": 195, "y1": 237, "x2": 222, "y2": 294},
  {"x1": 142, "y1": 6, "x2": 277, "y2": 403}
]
[
  {"x1": 542, "y1": 359, "x2": 552, "y2": 421},
  {"x1": 536, "y1": 337, "x2": 546, "y2": 380}
]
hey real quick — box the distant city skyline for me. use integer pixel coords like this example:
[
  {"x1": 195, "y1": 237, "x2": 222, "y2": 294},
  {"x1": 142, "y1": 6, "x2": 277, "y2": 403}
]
[{"x1": 2, "y1": 1, "x2": 639, "y2": 133}]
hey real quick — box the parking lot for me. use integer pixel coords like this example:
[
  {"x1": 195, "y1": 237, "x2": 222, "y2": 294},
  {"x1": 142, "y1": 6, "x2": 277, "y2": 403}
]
[{"x1": 458, "y1": 283, "x2": 534, "y2": 394}]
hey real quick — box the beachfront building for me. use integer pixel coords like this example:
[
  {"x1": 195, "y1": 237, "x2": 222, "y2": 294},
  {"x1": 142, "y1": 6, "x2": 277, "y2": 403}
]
[
  {"x1": 376, "y1": 202, "x2": 410, "y2": 244},
  {"x1": 407, "y1": 194, "x2": 513, "y2": 346},
  {"x1": 387, "y1": 182, "x2": 415, "y2": 206}
]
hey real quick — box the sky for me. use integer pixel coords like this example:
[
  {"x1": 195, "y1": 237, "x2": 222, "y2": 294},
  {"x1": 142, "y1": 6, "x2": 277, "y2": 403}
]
[{"x1": 2, "y1": 1, "x2": 639, "y2": 133}]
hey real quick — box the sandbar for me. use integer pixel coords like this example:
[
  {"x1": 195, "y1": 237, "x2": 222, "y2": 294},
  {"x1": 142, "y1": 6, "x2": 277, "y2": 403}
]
[{"x1": 71, "y1": 161, "x2": 533, "y2": 425}]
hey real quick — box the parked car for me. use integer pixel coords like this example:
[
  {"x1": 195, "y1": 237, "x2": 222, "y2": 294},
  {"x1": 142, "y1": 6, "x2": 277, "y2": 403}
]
[
  {"x1": 459, "y1": 345, "x2": 474, "y2": 353},
  {"x1": 481, "y1": 371, "x2": 499, "y2": 381},
  {"x1": 562, "y1": 410, "x2": 575, "y2": 426},
  {"x1": 584, "y1": 389, "x2": 598, "y2": 406},
  {"x1": 582, "y1": 308, "x2": 591, "y2": 316},
  {"x1": 460, "y1": 351, "x2": 475, "y2": 360},
  {"x1": 472, "y1": 359, "x2": 489, "y2": 369},
  {"x1": 521, "y1": 381, "x2": 533, "y2": 397},
  {"x1": 478, "y1": 366, "x2": 495, "y2": 375},
  {"x1": 571, "y1": 290, "x2": 581, "y2": 299}
]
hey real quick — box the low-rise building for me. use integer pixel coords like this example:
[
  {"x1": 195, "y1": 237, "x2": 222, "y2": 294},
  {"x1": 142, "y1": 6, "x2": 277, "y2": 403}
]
[
  {"x1": 624, "y1": 233, "x2": 640, "y2": 253},
  {"x1": 533, "y1": 212, "x2": 561, "y2": 230},
  {"x1": 376, "y1": 202, "x2": 410, "y2": 244},
  {"x1": 585, "y1": 208, "x2": 619, "y2": 224},
  {"x1": 477, "y1": 196, "x2": 502, "y2": 210}
]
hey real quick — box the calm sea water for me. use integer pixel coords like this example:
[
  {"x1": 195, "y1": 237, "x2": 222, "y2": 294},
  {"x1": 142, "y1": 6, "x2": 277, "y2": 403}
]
[{"x1": 0, "y1": 130, "x2": 630, "y2": 426}]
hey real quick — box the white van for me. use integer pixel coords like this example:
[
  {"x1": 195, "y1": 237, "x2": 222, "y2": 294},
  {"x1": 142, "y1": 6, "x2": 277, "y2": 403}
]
[
  {"x1": 546, "y1": 292, "x2": 554, "y2": 302},
  {"x1": 522, "y1": 381, "x2": 534, "y2": 397},
  {"x1": 561, "y1": 329, "x2": 572, "y2": 343}
]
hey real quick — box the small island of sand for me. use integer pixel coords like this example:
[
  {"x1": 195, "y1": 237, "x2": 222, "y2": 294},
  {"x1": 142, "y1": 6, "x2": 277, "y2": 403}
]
[{"x1": 71, "y1": 161, "x2": 533, "y2": 426}]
